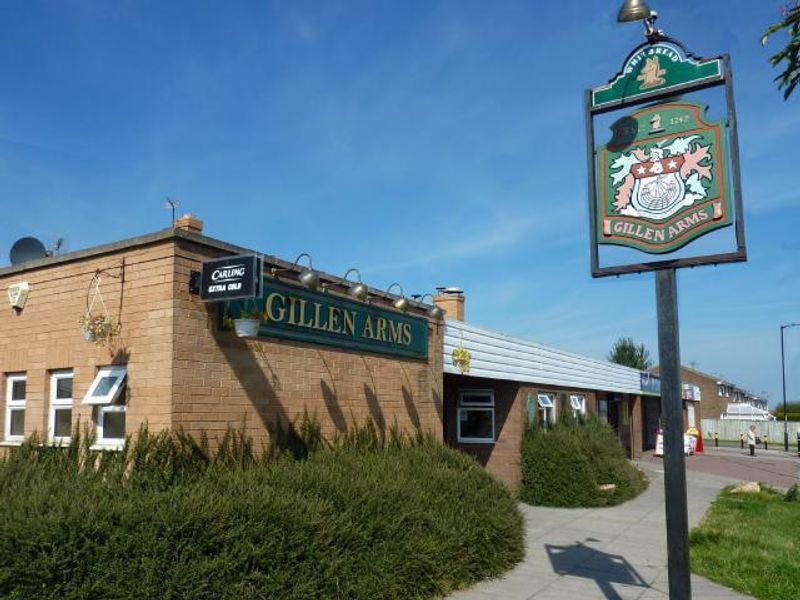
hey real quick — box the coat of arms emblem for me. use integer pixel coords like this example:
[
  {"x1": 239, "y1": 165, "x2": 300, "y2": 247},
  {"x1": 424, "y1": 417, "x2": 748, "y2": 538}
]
[{"x1": 611, "y1": 134, "x2": 712, "y2": 221}]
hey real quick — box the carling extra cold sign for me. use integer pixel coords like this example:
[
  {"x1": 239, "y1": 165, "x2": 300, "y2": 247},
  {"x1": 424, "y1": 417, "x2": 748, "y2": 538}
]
[{"x1": 200, "y1": 254, "x2": 262, "y2": 301}]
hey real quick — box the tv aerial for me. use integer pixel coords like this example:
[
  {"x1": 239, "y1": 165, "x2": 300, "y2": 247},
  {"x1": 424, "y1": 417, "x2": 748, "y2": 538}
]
[{"x1": 9, "y1": 237, "x2": 48, "y2": 265}]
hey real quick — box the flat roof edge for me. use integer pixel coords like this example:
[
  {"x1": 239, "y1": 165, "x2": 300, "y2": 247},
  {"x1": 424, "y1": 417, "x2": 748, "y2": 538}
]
[{"x1": 0, "y1": 229, "x2": 255, "y2": 278}]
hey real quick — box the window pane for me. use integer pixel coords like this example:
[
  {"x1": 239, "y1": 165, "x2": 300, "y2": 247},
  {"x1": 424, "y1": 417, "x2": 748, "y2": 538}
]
[
  {"x1": 459, "y1": 409, "x2": 493, "y2": 440},
  {"x1": 460, "y1": 393, "x2": 491, "y2": 404},
  {"x1": 9, "y1": 409, "x2": 25, "y2": 436},
  {"x1": 11, "y1": 380, "x2": 26, "y2": 401},
  {"x1": 102, "y1": 411, "x2": 126, "y2": 440},
  {"x1": 54, "y1": 408, "x2": 72, "y2": 438},
  {"x1": 55, "y1": 377, "x2": 73, "y2": 399},
  {"x1": 93, "y1": 376, "x2": 118, "y2": 397}
]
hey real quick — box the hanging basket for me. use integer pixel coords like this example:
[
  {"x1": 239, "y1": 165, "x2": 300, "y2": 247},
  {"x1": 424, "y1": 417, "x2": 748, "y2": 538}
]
[
  {"x1": 80, "y1": 315, "x2": 113, "y2": 342},
  {"x1": 452, "y1": 346, "x2": 471, "y2": 374},
  {"x1": 80, "y1": 271, "x2": 117, "y2": 344},
  {"x1": 233, "y1": 318, "x2": 260, "y2": 338}
]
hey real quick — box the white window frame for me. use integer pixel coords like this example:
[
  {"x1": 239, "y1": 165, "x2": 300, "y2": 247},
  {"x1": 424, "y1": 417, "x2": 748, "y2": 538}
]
[
  {"x1": 49, "y1": 371, "x2": 74, "y2": 444},
  {"x1": 537, "y1": 393, "x2": 556, "y2": 425},
  {"x1": 570, "y1": 394, "x2": 587, "y2": 416},
  {"x1": 4, "y1": 373, "x2": 27, "y2": 442},
  {"x1": 457, "y1": 390, "x2": 495, "y2": 444},
  {"x1": 94, "y1": 405, "x2": 126, "y2": 450},
  {"x1": 82, "y1": 366, "x2": 127, "y2": 405}
]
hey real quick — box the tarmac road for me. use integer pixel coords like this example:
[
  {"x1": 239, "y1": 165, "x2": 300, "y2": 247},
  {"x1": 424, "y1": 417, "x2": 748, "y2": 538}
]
[{"x1": 644, "y1": 444, "x2": 799, "y2": 489}]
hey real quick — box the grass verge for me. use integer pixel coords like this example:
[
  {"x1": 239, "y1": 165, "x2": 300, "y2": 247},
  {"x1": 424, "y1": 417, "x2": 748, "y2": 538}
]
[
  {"x1": 0, "y1": 423, "x2": 524, "y2": 600},
  {"x1": 690, "y1": 484, "x2": 800, "y2": 600}
]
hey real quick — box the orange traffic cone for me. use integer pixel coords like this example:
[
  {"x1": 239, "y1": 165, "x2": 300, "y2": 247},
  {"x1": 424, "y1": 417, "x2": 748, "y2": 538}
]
[{"x1": 695, "y1": 428, "x2": 704, "y2": 453}]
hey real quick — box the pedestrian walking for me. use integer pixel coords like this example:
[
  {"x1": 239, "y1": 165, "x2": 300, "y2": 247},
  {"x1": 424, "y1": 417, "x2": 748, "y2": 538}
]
[{"x1": 747, "y1": 425, "x2": 756, "y2": 457}]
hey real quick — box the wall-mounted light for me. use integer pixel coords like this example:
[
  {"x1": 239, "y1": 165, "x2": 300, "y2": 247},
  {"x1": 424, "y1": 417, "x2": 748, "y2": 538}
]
[
  {"x1": 271, "y1": 252, "x2": 320, "y2": 290},
  {"x1": 415, "y1": 293, "x2": 444, "y2": 319},
  {"x1": 343, "y1": 268, "x2": 369, "y2": 301},
  {"x1": 386, "y1": 283, "x2": 408, "y2": 312}
]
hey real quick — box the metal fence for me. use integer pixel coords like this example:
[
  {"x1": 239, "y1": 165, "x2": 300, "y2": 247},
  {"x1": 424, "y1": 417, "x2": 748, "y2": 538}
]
[{"x1": 701, "y1": 418, "x2": 800, "y2": 442}]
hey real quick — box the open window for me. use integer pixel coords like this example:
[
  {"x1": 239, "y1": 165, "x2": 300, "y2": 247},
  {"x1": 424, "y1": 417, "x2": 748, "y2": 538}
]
[
  {"x1": 570, "y1": 394, "x2": 587, "y2": 417},
  {"x1": 457, "y1": 390, "x2": 495, "y2": 443},
  {"x1": 83, "y1": 366, "x2": 127, "y2": 450},
  {"x1": 537, "y1": 393, "x2": 555, "y2": 426},
  {"x1": 83, "y1": 366, "x2": 127, "y2": 405}
]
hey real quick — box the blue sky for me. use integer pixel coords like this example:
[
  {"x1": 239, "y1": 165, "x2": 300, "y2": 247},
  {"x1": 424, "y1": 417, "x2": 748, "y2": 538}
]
[{"x1": 1, "y1": 1, "x2": 798, "y2": 408}]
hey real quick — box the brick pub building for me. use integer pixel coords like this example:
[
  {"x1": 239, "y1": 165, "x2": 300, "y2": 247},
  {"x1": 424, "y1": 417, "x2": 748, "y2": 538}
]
[
  {"x1": 0, "y1": 218, "x2": 443, "y2": 455},
  {"x1": 1, "y1": 218, "x2": 657, "y2": 487}
]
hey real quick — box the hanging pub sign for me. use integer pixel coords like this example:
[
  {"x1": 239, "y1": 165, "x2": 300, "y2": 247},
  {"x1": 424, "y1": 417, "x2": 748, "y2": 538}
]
[
  {"x1": 199, "y1": 254, "x2": 262, "y2": 301},
  {"x1": 585, "y1": 39, "x2": 746, "y2": 277},
  {"x1": 597, "y1": 102, "x2": 731, "y2": 253}
]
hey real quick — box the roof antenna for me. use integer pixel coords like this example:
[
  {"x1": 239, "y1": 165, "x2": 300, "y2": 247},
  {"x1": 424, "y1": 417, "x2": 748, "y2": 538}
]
[
  {"x1": 48, "y1": 238, "x2": 65, "y2": 256},
  {"x1": 165, "y1": 197, "x2": 180, "y2": 227}
]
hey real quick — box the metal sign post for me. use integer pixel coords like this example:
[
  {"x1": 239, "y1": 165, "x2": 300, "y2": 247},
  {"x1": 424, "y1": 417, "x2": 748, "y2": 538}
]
[
  {"x1": 586, "y1": 7, "x2": 747, "y2": 599},
  {"x1": 655, "y1": 268, "x2": 690, "y2": 598}
]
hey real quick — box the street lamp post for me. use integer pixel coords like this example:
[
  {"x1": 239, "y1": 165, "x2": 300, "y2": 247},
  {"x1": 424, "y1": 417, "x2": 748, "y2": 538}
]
[{"x1": 781, "y1": 323, "x2": 799, "y2": 452}]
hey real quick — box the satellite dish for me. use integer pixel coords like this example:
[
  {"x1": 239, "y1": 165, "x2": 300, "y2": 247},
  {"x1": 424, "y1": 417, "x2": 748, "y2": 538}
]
[{"x1": 10, "y1": 237, "x2": 48, "y2": 265}]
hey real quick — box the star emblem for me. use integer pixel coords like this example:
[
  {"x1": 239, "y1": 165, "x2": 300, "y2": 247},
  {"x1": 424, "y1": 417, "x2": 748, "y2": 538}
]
[
  {"x1": 667, "y1": 159, "x2": 677, "y2": 169},
  {"x1": 636, "y1": 166, "x2": 646, "y2": 175}
]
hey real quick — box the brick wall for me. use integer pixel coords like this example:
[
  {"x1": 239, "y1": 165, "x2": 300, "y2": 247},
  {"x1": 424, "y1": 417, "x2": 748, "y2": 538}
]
[
  {"x1": 443, "y1": 373, "x2": 601, "y2": 488},
  {"x1": 1, "y1": 233, "x2": 444, "y2": 452},
  {"x1": 171, "y1": 238, "x2": 444, "y2": 448},
  {"x1": 0, "y1": 241, "x2": 176, "y2": 445}
]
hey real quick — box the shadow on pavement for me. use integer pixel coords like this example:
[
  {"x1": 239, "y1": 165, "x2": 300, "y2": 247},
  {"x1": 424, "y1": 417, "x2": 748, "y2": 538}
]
[{"x1": 546, "y1": 540, "x2": 648, "y2": 600}]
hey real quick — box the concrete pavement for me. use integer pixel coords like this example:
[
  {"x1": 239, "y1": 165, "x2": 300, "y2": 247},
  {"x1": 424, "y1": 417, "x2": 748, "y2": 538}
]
[{"x1": 447, "y1": 462, "x2": 753, "y2": 600}]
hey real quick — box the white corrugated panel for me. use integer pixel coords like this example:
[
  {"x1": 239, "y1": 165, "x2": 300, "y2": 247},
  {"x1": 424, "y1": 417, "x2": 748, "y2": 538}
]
[{"x1": 444, "y1": 319, "x2": 643, "y2": 394}]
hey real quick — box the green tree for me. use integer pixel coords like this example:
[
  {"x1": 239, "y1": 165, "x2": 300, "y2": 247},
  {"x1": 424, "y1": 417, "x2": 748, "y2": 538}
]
[
  {"x1": 762, "y1": 3, "x2": 800, "y2": 99},
  {"x1": 607, "y1": 337, "x2": 653, "y2": 370}
]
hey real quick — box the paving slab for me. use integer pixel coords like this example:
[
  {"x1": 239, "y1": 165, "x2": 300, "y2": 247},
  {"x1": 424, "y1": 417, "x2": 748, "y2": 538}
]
[{"x1": 446, "y1": 462, "x2": 754, "y2": 600}]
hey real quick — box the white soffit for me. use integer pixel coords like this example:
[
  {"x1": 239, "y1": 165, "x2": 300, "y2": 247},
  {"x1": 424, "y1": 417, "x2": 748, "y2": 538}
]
[{"x1": 444, "y1": 319, "x2": 643, "y2": 395}]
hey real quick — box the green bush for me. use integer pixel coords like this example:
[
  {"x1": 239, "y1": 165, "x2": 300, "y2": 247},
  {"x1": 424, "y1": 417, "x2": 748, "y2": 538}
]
[
  {"x1": 519, "y1": 415, "x2": 648, "y2": 507},
  {"x1": 0, "y1": 423, "x2": 523, "y2": 600}
]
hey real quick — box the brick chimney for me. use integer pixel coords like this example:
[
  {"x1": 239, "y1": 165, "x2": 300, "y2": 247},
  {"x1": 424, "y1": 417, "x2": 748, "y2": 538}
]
[
  {"x1": 433, "y1": 287, "x2": 465, "y2": 321},
  {"x1": 174, "y1": 213, "x2": 204, "y2": 234}
]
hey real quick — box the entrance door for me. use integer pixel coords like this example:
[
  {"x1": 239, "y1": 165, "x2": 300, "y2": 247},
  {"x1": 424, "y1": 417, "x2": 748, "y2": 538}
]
[
  {"x1": 642, "y1": 397, "x2": 660, "y2": 450},
  {"x1": 607, "y1": 397, "x2": 632, "y2": 457}
]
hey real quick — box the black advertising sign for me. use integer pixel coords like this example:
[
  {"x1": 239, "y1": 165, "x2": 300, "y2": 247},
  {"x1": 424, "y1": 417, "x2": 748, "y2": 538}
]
[{"x1": 200, "y1": 254, "x2": 262, "y2": 301}]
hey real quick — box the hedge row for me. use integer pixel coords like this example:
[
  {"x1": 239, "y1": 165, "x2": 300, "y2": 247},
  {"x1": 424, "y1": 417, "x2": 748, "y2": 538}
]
[
  {"x1": 519, "y1": 415, "x2": 648, "y2": 508},
  {"x1": 0, "y1": 423, "x2": 524, "y2": 600}
]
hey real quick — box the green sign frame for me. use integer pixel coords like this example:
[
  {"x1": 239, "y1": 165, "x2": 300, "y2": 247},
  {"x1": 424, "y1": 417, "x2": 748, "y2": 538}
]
[
  {"x1": 224, "y1": 278, "x2": 430, "y2": 360},
  {"x1": 585, "y1": 37, "x2": 747, "y2": 277}
]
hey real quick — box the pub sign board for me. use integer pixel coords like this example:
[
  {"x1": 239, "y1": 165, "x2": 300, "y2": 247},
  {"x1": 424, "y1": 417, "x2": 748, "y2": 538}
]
[
  {"x1": 200, "y1": 254, "x2": 262, "y2": 302},
  {"x1": 585, "y1": 38, "x2": 746, "y2": 277},
  {"x1": 225, "y1": 278, "x2": 429, "y2": 360},
  {"x1": 596, "y1": 102, "x2": 731, "y2": 253}
]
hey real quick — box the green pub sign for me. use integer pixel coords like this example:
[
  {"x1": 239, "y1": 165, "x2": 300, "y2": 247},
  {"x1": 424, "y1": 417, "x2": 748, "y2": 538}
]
[
  {"x1": 596, "y1": 101, "x2": 732, "y2": 253},
  {"x1": 226, "y1": 278, "x2": 429, "y2": 360}
]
